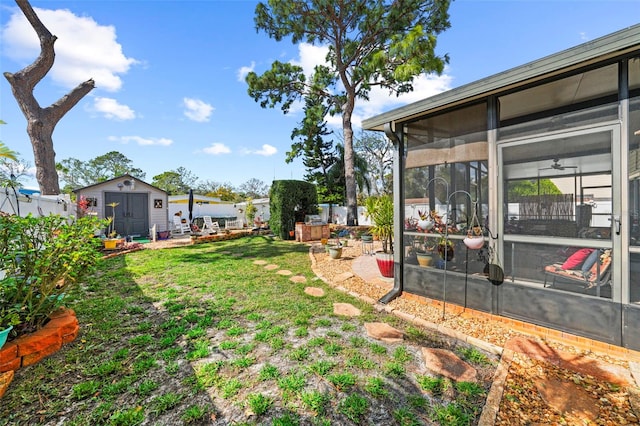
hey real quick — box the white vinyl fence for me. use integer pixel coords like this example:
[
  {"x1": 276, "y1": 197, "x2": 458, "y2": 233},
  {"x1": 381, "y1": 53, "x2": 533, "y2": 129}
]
[{"x1": 0, "y1": 187, "x2": 74, "y2": 218}]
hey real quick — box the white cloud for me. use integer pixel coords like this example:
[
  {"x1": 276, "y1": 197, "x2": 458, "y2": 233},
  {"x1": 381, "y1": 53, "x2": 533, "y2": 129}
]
[
  {"x1": 108, "y1": 136, "x2": 173, "y2": 146},
  {"x1": 93, "y1": 97, "x2": 136, "y2": 120},
  {"x1": 203, "y1": 143, "x2": 231, "y2": 155},
  {"x1": 242, "y1": 144, "x2": 277, "y2": 156},
  {"x1": 1, "y1": 7, "x2": 137, "y2": 92},
  {"x1": 237, "y1": 61, "x2": 255, "y2": 82},
  {"x1": 183, "y1": 97, "x2": 214, "y2": 122},
  {"x1": 355, "y1": 71, "x2": 454, "y2": 125},
  {"x1": 291, "y1": 43, "x2": 329, "y2": 77}
]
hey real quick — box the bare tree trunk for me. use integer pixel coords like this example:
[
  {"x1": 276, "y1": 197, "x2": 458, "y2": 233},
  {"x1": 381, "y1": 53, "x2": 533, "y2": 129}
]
[
  {"x1": 3, "y1": 0, "x2": 95, "y2": 194},
  {"x1": 342, "y1": 97, "x2": 358, "y2": 226}
]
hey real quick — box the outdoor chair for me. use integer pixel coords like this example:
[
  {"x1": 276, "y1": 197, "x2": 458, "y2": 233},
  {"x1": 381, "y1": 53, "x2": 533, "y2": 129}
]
[
  {"x1": 201, "y1": 216, "x2": 220, "y2": 234},
  {"x1": 172, "y1": 216, "x2": 191, "y2": 235},
  {"x1": 544, "y1": 249, "x2": 612, "y2": 295}
]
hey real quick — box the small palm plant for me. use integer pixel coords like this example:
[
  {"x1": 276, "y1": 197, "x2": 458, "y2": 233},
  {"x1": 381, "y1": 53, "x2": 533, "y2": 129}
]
[
  {"x1": 106, "y1": 202, "x2": 119, "y2": 238},
  {"x1": 365, "y1": 195, "x2": 393, "y2": 254}
]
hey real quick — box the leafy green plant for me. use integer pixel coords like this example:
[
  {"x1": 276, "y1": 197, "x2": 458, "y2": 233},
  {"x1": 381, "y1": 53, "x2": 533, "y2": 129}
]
[
  {"x1": 0, "y1": 214, "x2": 106, "y2": 334},
  {"x1": 365, "y1": 195, "x2": 394, "y2": 253},
  {"x1": 364, "y1": 377, "x2": 388, "y2": 398},
  {"x1": 181, "y1": 405, "x2": 208, "y2": 424},
  {"x1": 300, "y1": 391, "x2": 329, "y2": 414},
  {"x1": 247, "y1": 393, "x2": 273, "y2": 415},
  {"x1": 338, "y1": 394, "x2": 368, "y2": 423},
  {"x1": 327, "y1": 372, "x2": 356, "y2": 391},
  {"x1": 259, "y1": 363, "x2": 279, "y2": 381}
]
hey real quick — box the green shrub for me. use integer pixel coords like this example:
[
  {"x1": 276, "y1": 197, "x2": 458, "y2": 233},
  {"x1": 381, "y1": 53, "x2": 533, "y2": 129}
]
[{"x1": 0, "y1": 214, "x2": 106, "y2": 335}]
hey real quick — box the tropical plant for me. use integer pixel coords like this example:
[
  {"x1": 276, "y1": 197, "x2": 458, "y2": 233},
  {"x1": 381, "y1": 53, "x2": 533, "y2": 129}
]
[
  {"x1": 0, "y1": 214, "x2": 106, "y2": 335},
  {"x1": 365, "y1": 195, "x2": 393, "y2": 253},
  {"x1": 106, "y1": 202, "x2": 119, "y2": 237}
]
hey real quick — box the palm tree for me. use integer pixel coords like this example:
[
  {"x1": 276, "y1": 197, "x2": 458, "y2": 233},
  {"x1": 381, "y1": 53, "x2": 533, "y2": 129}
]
[
  {"x1": 327, "y1": 144, "x2": 371, "y2": 208},
  {"x1": 0, "y1": 143, "x2": 17, "y2": 162}
]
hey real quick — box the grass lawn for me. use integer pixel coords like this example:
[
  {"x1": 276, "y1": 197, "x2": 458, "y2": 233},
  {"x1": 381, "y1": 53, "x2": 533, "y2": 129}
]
[{"x1": 0, "y1": 236, "x2": 496, "y2": 425}]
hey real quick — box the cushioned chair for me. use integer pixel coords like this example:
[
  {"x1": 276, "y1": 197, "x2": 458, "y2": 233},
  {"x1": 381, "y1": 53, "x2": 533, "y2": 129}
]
[{"x1": 544, "y1": 249, "x2": 612, "y2": 293}]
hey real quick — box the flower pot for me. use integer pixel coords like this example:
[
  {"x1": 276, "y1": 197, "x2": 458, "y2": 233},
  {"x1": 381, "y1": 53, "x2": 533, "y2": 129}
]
[
  {"x1": 375, "y1": 251, "x2": 394, "y2": 278},
  {"x1": 320, "y1": 238, "x2": 328, "y2": 245},
  {"x1": 103, "y1": 239, "x2": 118, "y2": 250},
  {"x1": 0, "y1": 325, "x2": 13, "y2": 349},
  {"x1": 417, "y1": 219, "x2": 434, "y2": 231},
  {"x1": 463, "y1": 235, "x2": 484, "y2": 250},
  {"x1": 416, "y1": 252, "x2": 434, "y2": 267},
  {"x1": 328, "y1": 246, "x2": 343, "y2": 259},
  {"x1": 289, "y1": 230, "x2": 295, "y2": 238},
  {"x1": 157, "y1": 230, "x2": 171, "y2": 240}
]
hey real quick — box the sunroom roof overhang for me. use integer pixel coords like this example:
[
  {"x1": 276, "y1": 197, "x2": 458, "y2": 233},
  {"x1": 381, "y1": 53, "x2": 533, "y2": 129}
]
[{"x1": 362, "y1": 24, "x2": 640, "y2": 131}]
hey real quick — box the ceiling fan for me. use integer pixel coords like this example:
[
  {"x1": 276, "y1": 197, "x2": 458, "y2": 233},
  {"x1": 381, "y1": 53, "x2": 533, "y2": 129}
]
[{"x1": 539, "y1": 158, "x2": 578, "y2": 171}]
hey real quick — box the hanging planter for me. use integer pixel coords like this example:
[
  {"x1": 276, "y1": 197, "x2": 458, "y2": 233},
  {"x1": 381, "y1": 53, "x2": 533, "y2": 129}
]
[
  {"x1": 417, "y1": 219, "x2": 434, "y2": 231},
  {"x1": 463, "y1": 235, "x2": 484, "y2": 250},
  {"x1": 463, "y1": 204, "x2": 484, "y2": 250}
]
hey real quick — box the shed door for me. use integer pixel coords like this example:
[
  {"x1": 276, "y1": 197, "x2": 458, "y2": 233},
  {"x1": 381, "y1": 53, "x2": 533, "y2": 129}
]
[{"x1": 105, "y1": 192, "x2": 149, "y2": 237}]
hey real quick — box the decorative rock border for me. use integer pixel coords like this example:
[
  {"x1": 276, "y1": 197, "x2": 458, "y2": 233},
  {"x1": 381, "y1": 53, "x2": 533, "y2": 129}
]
[
  {"x1": 0, "y1": 307, "x2": 79, "y2": 398},
  {"x1": 191, "y1": 230, "x2": 264, "y2": 244}
]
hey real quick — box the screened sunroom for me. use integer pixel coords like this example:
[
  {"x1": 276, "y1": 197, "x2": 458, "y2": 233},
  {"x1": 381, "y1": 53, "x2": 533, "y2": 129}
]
[{"x1": 363, "y1": 24, "x2": 640, "y2": 350}]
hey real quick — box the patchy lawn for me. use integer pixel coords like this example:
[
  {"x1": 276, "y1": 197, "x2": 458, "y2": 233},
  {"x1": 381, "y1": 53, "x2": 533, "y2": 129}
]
[{"x1": 0, "y1": 236, "x2": 497, "y2": 425}]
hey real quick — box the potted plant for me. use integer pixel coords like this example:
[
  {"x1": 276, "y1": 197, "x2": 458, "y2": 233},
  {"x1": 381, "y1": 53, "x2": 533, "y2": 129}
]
[
  {"x1": 0, "y1": 299, "x2": 20, "y2": 349},
  {"x1": 104, "y1": 202, "x2": 120, "y2": 249},
  {"x1": 414, "y1": 236, "x2": 437, "y2": 267},
  {"x1": 365, "y1": 195, "x2": 394, "y2": 278}
]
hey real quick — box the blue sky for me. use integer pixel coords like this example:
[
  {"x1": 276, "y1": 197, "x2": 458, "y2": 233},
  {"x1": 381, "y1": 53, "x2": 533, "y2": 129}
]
[{"x1": 1, "y1": 0, "x2": 638, "y2": 191}]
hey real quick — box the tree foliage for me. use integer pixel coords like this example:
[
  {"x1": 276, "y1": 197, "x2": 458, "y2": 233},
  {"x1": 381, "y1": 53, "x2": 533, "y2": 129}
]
[
  {"x1": 196, "y1": 180, "x2": 239, "y2": 201},
  {"x1": 151, "y1": 167, "x2": 198, "y2": 195},
  {"x1": 247, "y1": 0, "x2": 450, "y2": 224},
  {"x1": 57, "y1": 151, "x2": 145, "y2": 192},
  {"x1": 507, "y1": 179, "x2": 562, "y2": 199},
  {"x1": 354, "y1": 131, "x2": 393, "y2": 196},
  {"x1": 237, "y1": 178, "x2": 270, "y2": 199}
]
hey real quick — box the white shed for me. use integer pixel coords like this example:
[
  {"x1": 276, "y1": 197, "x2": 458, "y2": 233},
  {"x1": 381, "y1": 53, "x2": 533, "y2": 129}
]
[{"x1": 74, "y1": 174, "x2": 168, "y2": 238}]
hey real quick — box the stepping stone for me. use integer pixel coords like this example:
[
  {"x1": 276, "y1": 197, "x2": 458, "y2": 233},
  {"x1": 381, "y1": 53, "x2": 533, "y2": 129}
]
[
  {"x1": 276, "y1": 270, "x2": 292, "y2": 276},
  {"x1": 253, "y1": 260, "x2": 268, "y2": 265},
  {"x1": 335, "y1": 271, "x2": 354, "y2": 282},
  {"x1": 364, "y1": 322, "x2": 404, "y2": 343},
  {"x1": 421, "y1": 348, "x2": 477, "y2": 382},
  {"x1": 264, "y1": 264, "x2": 279, "y2": 270},
  {"x1": 535, "y1": 376, "x2": 599, "y2": 422},
  {"x1": 304, "y1": 287, "x2": 325, "y2": 297},
  {"x1": 290, "y1": 275, "x2": 307, "y2": 283},
  {"x1": 220, "y1": 251, "x2": 232, "y2": 255},
  {"x1": 333, "y1": 303, "x2": 361, "y2": 317},
  {"x1": 231, "y1": 252, "x2": 243, "y2": 257},
  {"x1": 0, "y1": 371, "x2": 14, "y2": 399}
]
